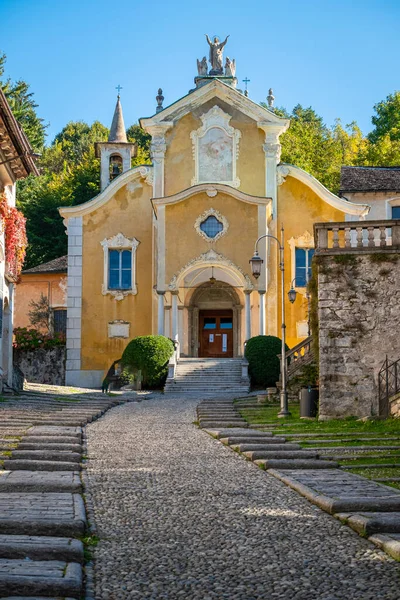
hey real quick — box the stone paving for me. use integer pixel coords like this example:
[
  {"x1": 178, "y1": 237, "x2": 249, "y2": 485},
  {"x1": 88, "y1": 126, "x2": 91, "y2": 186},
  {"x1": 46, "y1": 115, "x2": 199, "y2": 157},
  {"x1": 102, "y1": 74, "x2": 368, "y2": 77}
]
[
  {"x1": 0, "y1": 387, "x2": 122, "y2": 597},
  {"x1": 87, "y1": 395, "x2": 400, "y2": 599}
]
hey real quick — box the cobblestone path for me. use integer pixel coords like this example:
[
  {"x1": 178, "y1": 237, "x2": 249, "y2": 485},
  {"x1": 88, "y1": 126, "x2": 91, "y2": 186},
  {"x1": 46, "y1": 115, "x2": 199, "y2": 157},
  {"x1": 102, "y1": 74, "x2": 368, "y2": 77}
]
[{"x1": 87, "y1": 397, "x2": 400, "y2": 600}]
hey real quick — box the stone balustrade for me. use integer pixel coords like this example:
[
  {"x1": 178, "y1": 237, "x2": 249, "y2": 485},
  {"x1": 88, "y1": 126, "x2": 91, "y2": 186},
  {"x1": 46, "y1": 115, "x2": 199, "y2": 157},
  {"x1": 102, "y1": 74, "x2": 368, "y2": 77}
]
[{"x1": 314, "y1": 219, "x2": 400, "y2": 253}]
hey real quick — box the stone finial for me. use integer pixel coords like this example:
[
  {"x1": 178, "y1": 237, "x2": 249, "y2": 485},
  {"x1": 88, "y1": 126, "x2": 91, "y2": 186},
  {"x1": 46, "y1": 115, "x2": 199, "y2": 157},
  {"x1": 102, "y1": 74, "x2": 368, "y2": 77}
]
[
  {"x1": 267, "y1": 88, "x2": 275, "y2": 109},
  {"x1": 108, "y1": 96, "x2": 128, "y2": 143},
  {"x1": 156, "y1": 88, "x2": 164, "y2": 113}
]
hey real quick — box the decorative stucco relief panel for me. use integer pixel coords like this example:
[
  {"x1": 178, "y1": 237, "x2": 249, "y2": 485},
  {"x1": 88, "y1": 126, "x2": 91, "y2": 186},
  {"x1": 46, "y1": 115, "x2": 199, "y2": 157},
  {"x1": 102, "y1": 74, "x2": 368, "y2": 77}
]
[{"x1": 190, "y1": 105, "x2": 241, "y2": 188}]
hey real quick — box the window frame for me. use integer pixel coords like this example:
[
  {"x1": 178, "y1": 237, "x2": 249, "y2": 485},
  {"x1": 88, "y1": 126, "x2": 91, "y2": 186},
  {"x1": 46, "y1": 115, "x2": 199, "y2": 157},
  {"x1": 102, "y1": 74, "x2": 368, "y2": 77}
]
[
  {"x1": 101, "y1": 233, "x2": 139, "y2": 301},
  {"x1": 288, "y1": 231, "x2": 315, "y2": 290},
  {"x1": 108, "y1": 249, "x2": 132, "y2": 291}
]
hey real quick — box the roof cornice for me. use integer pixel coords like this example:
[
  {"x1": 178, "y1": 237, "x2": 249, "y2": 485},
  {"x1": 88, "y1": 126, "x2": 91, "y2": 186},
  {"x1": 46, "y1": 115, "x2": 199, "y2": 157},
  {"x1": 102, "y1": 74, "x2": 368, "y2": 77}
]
[
  {"x1": 278, "y1": 164, "x2": 370, "y2": 217},
  {"x1": 59, "y1": 165, "x2": 153, "y2": 219},
  {"x1": 140, "y1": 79, "x2": 290, "y2": 133}
]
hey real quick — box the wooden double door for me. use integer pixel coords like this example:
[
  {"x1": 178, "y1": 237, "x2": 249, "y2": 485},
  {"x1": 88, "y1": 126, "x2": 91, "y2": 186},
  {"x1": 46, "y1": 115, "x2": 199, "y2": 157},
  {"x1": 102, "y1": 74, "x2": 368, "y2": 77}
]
[{"x1": 199, "y1": 310, "x2": 233, "y2": 358}]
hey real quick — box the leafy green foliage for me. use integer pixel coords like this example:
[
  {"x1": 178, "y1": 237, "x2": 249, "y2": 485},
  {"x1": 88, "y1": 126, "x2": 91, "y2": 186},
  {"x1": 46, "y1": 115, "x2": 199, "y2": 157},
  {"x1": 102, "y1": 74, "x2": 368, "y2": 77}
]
[
  {"x1": 13, "y1": 327, "x2": 65, "y2": 350},
  {"x1": 368, "y1": 91, "x2": 400, "y2": 143},
  {"x1": 245, "y1": 335, "x2": 288, "y2": 388},
  {"x1": 0, "y1": 54, "x2": 47, "y2": 151},
  {"x1": 121, "y1": 335, "x2": 174, "y2": 388}
]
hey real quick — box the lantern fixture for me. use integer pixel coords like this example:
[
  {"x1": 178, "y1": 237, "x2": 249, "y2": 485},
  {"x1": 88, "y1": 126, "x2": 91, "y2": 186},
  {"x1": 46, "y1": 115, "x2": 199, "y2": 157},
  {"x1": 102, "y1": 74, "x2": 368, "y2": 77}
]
[{"x1": 249, "y1": 252, "x2": 263, "y2": 279}]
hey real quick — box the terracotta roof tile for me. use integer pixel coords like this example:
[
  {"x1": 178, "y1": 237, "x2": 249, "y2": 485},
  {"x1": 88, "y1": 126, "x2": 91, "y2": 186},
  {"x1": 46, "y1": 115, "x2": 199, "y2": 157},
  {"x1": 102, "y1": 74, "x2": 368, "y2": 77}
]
[
  {"x1": 340, "y1": 166, "x2": 400, "y2": 193},
  {"x1": 22, "y1": 255, "x2": 67, "y2": 274}
]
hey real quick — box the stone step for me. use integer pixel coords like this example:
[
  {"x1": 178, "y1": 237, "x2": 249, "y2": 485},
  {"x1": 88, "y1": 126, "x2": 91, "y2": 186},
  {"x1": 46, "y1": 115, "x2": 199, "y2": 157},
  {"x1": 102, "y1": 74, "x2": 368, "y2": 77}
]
[
  {"x1": 0, "y1": 535, "x2": 83, "y2": 562},
  {"x1": 268, "y1": 469, "x2": 400, "y2": 515},
  {"x1": 18, "y1": 443, "x2": 82, "y2": 453},
  {"x1": 0, "y1": 471, "x2": 81, "y2": 493},
  {"x1": 244, "y1": 450, "x2": 318, "y2": 460},
  {"x1": 254, "y1": 459, "x2": 339, "y2": 469},
  {"x1": 22, "y1": 437, "x2": 80, "y2": 445},
  {"x1": 0, "y1": 493, "x2": 86, "y2": 536},
  {"x1": 368, "y1": 533, "x2": 400, "y2": 561},
  {"x1": 219, "y1": 436, "x2": 285, "y2": 445},
  {"x1": 10, "y1": 451, "x2": 81, "y2": 463},
  {"x1": 25, "y1": 427, "x2": 81, "y2": 439},
  {"x1": 200, "y1": 422, "x2": 248, "y2": 429},
  {"x1": 0, "y1": 559, "x2": 82, "y2": 597},
  {"x1": 337, "y1": 512, "x2": 400, "y2": 536},
  {"x1": 3, "y1": 460, "x2": 79, "y2": 472},
  {"x1": 209, "y1": 428, "x2": 269, "y2": 438},
  {"x1": 232, "y1": 443, "x2": 301, "y2": 452}
]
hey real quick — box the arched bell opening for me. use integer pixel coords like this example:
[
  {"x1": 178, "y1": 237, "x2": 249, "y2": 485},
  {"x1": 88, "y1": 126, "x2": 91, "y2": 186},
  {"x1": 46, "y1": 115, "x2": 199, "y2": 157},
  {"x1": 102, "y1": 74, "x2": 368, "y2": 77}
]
[{"x1": 109, "y1": 154, "x2": 123, "y2": 182}]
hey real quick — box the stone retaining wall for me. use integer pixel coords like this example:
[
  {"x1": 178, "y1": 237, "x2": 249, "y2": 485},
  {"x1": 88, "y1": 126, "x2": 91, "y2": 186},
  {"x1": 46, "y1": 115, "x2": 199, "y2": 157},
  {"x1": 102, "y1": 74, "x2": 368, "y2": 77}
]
[
  {"x1": 318, "y1": 253, "x2": 400, "y2": 419},
  {"x1": 14, "y1": 347, "x2": 66, "y2": 386}
]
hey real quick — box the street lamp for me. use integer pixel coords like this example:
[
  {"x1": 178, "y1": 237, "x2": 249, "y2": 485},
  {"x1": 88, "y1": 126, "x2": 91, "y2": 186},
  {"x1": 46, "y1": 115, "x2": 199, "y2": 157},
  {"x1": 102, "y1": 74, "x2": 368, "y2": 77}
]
[{"x1": 249, "y1": 226, "x2": 291, "y2": 417}]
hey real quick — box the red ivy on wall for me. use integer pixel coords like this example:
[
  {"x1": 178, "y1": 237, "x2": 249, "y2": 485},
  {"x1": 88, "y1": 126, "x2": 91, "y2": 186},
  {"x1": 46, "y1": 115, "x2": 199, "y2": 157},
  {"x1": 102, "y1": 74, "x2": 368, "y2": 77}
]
[{"x1": 0, "y1": 193, "x2": 27, "y2": 280}]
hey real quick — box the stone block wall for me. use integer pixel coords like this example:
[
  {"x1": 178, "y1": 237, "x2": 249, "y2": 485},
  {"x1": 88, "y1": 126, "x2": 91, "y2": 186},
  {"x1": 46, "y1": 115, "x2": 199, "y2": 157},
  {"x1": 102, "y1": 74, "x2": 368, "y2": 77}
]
[
  {"x1": 14, "y1": 347, "x2": 66, "y2": 386},
  {"x1": 318, "y1": 253, "x2": 400, "y2": 419}
]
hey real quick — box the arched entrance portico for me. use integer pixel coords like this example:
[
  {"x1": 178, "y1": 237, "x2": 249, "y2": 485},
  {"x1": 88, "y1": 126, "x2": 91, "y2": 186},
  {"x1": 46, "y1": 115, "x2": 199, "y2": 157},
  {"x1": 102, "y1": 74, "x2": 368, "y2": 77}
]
[{"x1": 188, "y1": 282, "x2": 242, "y2": 357}]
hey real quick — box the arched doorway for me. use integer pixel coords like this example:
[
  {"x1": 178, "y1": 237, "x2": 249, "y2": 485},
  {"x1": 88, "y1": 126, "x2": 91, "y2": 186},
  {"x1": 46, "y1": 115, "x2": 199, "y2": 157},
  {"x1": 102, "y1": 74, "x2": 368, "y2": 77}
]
[{"x1": 188, "y1": 282, "x2": 242, "y2": 358}]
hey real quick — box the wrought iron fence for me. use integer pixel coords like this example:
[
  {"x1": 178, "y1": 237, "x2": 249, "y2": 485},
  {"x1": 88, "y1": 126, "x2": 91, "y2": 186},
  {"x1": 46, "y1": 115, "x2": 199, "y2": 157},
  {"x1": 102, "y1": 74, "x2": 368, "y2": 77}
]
[{"x1": 378, "y1": 356, "x2": 400, "y2": 417}]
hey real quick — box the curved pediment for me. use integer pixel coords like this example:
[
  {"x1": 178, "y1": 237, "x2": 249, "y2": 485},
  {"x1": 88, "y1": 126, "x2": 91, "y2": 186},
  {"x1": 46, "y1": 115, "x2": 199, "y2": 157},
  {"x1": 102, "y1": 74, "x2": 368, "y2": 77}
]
[
  {"x1": 152, "y1": 182, "x2": 272, "y2": 209},
  {"x1": 277, "y1": 164, "x2": 370, "y2": 217},
  {"x1": 59, "y1": 165, "x2": 153, "y2": 219}
]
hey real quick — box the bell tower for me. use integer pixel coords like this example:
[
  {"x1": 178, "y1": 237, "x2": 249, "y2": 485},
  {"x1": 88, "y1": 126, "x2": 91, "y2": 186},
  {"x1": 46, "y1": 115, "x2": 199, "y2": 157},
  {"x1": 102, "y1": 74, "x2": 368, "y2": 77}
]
[{"x1": 95, "y1": 93, "x2": 136, "y2": 191}]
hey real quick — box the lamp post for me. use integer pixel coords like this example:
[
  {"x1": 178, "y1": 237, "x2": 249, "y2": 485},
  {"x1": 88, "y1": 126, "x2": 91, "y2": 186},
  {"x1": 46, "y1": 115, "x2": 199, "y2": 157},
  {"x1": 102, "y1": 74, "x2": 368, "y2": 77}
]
[
  {"x1": 249, "y1": 226, "x2": 291, "y2": 417},
  {"x1": 287, "y1": 277, "x2": 311, "y2": 337}
]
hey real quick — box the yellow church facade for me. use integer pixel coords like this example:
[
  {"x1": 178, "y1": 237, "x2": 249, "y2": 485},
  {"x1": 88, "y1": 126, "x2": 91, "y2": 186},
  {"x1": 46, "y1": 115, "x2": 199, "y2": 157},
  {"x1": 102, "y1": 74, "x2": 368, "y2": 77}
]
[{"x1": 60, "y1": 63, "x2": 368, "y2": 387}]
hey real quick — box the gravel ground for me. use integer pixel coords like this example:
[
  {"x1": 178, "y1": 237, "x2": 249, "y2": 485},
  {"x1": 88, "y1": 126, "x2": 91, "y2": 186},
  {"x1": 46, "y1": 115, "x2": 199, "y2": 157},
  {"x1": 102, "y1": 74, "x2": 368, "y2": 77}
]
[{"x1": 86, "y1": 396, "x2": 400, "y2": 600}]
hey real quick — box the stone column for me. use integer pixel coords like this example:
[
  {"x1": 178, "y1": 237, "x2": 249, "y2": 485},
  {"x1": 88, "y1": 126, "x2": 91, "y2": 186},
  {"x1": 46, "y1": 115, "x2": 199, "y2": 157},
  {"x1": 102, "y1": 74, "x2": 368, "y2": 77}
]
[
  {"x1": 259, "y1": 124, "x2": 284, "y2": 337},
  {"x1": 148, "y1": 123, "x2": 172, "y2": 198},
  {"x1": 244, "y1": 291, "x2": 252, "y2": 341},
  {"x1": 157, "y1": 291, "x2": 165, "y2": 336},
  {"x1": 258, "y1": 291, "x2": 266, "y2": 335},
  {"x1": 171, "y1": 291, "x2": 179, "y2": 341}
]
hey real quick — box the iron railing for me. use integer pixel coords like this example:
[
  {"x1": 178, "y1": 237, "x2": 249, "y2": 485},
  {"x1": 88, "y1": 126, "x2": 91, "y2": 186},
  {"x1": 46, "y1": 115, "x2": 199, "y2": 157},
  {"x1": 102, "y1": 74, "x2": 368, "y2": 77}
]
[{"x1": 378, "y1": 356, "x2": 400, "y2": 417}]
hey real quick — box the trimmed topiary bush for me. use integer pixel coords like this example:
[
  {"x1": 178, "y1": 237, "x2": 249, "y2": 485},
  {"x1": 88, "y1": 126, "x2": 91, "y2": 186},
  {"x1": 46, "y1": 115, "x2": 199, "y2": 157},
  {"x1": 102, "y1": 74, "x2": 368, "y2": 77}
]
[
  {"x1": 245, "y1": 335, "x2": 289, "y2": 388},
  {"x1": 121, "y1": 335, "x2": 174, "y2": 389}
]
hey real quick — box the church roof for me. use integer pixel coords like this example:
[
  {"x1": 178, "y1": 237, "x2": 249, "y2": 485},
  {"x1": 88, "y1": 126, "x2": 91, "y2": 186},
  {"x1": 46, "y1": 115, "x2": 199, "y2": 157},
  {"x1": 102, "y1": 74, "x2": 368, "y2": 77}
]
[
  {"x1": 22, "y1": 255, "x2": 68, "y2": 274},
  {"x1": 340, "y1": 166, "x2": 400, "y2": 193},
  {"x1": 108, "y1": 96, "x2": 127, "y2": 143}
]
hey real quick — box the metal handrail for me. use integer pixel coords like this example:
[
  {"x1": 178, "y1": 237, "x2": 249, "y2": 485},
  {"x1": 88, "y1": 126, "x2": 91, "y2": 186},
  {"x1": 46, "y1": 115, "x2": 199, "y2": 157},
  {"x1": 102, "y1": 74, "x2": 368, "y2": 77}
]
[{"x1": 378, "y1": 355, "x2": 400, "y2": 417}]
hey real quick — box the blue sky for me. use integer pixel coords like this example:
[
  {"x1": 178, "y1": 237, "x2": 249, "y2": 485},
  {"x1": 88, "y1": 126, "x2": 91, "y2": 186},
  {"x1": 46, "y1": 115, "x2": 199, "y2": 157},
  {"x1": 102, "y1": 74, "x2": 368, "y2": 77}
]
[{"x1": 2, "y1": 0, "x2": 400, "y2": 143}]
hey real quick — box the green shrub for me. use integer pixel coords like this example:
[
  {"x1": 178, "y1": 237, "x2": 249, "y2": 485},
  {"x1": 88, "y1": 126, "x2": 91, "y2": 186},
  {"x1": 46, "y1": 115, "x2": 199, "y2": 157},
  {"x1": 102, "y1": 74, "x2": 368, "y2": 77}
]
[
  {"x1": 245, "y1": 335, "x2": 289, "y2": 388},
  {"x1": 121, "y1": 335, "x2": 174, "y2": 389}
]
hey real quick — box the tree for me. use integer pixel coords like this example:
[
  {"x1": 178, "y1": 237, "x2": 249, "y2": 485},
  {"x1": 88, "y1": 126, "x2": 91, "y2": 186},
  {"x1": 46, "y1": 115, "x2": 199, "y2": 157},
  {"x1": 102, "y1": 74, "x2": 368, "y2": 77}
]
[
  {"x1": 127, "y1": 124, "x2": 151, "y2": 166},
  {"x1": 28, "y1": 293, "x2": 50, "y2": 332},
  {"x1": 0, "y1": 54, "x2": 47, "y2": 150},
  {"x1": 368, "y1": 91, "x2": 400, "y2": 143}
]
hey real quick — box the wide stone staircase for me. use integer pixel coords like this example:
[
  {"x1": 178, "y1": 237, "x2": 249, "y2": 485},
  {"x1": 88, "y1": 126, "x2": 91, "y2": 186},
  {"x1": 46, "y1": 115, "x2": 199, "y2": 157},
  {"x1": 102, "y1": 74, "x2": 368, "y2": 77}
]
[{"x1": 164, "y1": 357, "x2": 250, "y2": 397}]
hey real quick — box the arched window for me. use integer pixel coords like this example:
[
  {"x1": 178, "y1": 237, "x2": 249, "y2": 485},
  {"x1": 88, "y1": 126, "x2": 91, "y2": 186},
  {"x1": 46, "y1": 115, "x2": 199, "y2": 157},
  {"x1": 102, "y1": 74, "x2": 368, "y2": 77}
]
[{"x1": 109, "y1": 154, "x2": 123, "y2": 181}]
